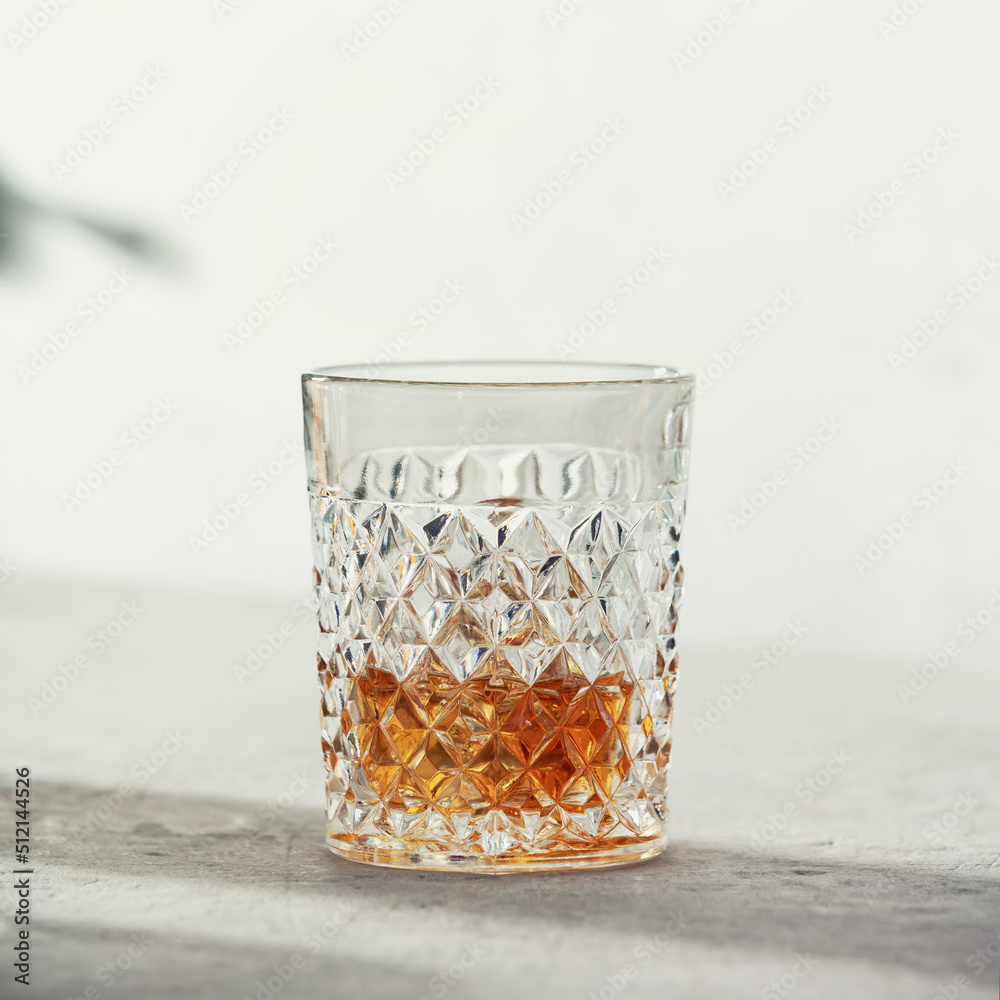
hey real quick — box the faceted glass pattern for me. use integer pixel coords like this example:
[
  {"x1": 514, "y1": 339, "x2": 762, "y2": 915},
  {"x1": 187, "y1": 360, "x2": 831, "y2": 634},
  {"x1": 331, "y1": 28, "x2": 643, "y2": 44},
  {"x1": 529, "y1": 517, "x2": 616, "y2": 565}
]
[{"x1": 311, "y1": 448, "x2": 684, "y2": 872}]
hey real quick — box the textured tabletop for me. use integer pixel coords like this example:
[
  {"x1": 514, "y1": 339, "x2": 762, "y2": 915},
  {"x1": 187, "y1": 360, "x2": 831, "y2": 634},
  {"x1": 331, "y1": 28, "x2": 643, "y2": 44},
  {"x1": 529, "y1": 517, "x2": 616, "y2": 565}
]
[{"x1": 3, "y1": 576, "x2": 998, "y2": 1000}]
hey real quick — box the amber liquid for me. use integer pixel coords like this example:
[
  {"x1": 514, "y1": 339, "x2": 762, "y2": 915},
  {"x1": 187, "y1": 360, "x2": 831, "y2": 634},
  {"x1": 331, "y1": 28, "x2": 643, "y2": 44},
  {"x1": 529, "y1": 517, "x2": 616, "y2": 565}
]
[{"x1": 353, "y1": 657, "x2": 650, "y2": 817}]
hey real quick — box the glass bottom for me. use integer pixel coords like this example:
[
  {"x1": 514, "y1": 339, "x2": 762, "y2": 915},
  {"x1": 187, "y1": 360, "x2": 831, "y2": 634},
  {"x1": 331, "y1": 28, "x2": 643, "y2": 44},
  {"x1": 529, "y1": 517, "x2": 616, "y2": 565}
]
[{"x1": 326, "y1": 833, "x2": 667, "y2": 873}]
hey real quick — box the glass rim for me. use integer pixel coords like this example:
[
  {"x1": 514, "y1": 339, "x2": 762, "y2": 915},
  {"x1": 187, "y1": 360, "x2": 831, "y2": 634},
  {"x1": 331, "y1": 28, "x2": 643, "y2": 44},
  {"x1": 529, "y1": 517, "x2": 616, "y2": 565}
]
[{"x1": 301, "y1": 360, "x2": 693, "y2": 388}]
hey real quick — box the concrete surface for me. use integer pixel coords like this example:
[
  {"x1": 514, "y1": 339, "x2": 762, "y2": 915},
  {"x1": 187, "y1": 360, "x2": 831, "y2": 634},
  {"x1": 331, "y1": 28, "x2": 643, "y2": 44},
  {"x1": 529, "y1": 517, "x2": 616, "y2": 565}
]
[{"x1": 2, "y1": 576, "x2": 999, "y2": 999}]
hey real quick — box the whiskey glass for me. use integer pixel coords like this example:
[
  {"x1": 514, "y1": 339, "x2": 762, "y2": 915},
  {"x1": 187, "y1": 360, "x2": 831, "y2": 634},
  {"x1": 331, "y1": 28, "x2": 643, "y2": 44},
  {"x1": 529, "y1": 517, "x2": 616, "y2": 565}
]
[{"x1": 301, "y1": 361, "x2": 693, "y2": 872}]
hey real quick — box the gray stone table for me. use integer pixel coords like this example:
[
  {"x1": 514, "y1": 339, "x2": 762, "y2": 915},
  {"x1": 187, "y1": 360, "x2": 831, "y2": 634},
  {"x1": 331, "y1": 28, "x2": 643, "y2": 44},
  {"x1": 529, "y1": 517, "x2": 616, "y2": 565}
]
[{"x1": 2, "y1": 576, "x2": 998, "y2": 999}]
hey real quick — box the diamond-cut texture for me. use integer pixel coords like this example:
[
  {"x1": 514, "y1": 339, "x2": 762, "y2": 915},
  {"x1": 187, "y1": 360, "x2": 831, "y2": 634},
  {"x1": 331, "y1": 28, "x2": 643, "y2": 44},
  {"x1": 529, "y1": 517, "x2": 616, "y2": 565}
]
[{"x1": 312, "y1": 454, "x2": 685, "y2": 865}]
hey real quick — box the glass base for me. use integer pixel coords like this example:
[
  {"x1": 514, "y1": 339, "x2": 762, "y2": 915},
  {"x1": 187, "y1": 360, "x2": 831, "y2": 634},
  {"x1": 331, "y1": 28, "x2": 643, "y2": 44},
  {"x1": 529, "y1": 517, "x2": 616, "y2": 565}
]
[{"x1": 326, "y1": 834, "x2": 667, "y2": 874}]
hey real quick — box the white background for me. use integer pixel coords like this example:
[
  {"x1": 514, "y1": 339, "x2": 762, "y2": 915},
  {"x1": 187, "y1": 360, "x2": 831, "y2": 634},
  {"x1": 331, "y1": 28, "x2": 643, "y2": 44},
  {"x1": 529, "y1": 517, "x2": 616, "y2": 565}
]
[{"x1": 3, "y1": 0, "x2": 1000, "y2": 672}]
